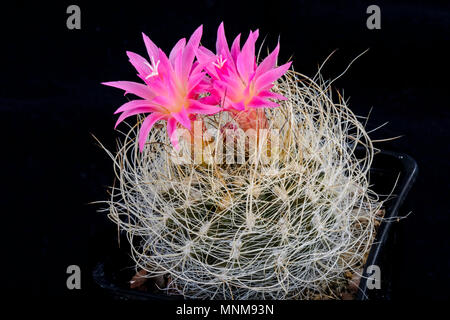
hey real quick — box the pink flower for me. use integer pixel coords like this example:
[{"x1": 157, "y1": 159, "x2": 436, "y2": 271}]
[
  {"x1": 103, "y1": 25, "x2": 221, "y2": 151},
  {"x1": 197, "y1": 22, "x2": 291, "y2": 113}
]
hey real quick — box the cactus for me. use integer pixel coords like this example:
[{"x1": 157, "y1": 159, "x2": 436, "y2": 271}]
[{"x1": 100, "y1": 69, "x2": 382, "y2": 299}]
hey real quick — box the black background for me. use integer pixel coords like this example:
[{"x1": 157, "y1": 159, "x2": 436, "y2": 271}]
[{"x1": 1, "y1": 0, "x2": 448, "y2": 300}]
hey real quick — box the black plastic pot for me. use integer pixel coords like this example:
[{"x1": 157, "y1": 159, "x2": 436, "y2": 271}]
[
  {"x1": 93, "y1": 150, "x2": 418, "y2": 300},
  {"x1": 356, "y1": 150, "x2": 418, "y2": 300}
]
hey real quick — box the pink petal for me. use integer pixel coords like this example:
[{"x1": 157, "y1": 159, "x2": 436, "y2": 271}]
[
  {"x1": 258, "y1": 90, "x2": 287, "y2": 100},
  {"x1": 126, "y1": 51, "x2": 151, "y2": 77},
  {"x1": 214, "y1": 77, "x2": 241, "y2": 100},
  {"x1": 247, "y1": 96, "x2": 279, "y2": 108},
  {"x1": 231, "y1": 34, "x2": 241, "y2": 62},
  {"x1": 166, "y1": 72, "x2": 183, "y2": 104},
  {"x1": 157, "y1": 48, "x2": 174, "y2": 80},
  {"x1": 166, "y1": 118, "x2": 179, "y2": 149},
  {"x1": 171, "y1": 107, "x2": 191, "y2": 130},
  {"x1": 196, "y1": 46, "x2": 218, "y2": 78},
  {"x1": 114, "y1": 100, "x2": 162, "y2": 114},
  {"x1": 254, "y1": 43, "x2": 280, "y2": 79},
  {"x1": 188, "y1": 100, "x2": 222, "y2": 115},
  {"x1": 204, "y1": 87, "x2": 222, "y2": 103},
  {"x1": 229, "y1": 101, "x2": 245, "y2": 111},
  {"x1": 138, "y1": 113, "x2": 166, "y2": 151},
  {"x1": 102, "y1": 81, "x2": 155, "y2": 100},
  {"x1": 196, "y1": 46, "x2": 216, "y2": 63},
  {"x1": 254, "y1": 62, "x2": 291, "y2": 91},
  {"x1": 142, "y1": 32, "x2": 160, "y2": 60},
  {"x1": 188, "y1": 71, "x2": 206, "y2": 92},
  {"x1": 198, "y1": 92, "x2": 221, "y2": 106},
  {"x1": 170, "y1": 38, "x2": 186, "y2": 77},
  {"x1": 115, "y1": 107, "x2": 155, "y2": 128},
  {"x1": 182, "y1": 25, "x2": 203, "y2": 81},
  {"x1": 190, "y1": 82, "x2": 210, "y2": 95},
  {"x1": 151, "y1": 95, "x2": 173, "y2": 109},
  {"x1": 169, "y1": 38, "x2": 186, "y2": 63},
  {"x1": 252, "y1": 29, "x2": 259, "y2": 42},
  {"x1": 236, "y1": 31, "x2": 257, "y2": 81},
  {"x1": 216, "y1": 22, "x2": 232, "y2": 61},
  {"x1": 145, "y1": 76, "x2": 169, "y2": 97}
]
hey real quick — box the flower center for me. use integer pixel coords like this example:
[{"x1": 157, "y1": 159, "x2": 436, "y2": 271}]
[
  {"x1": 144, "y1": 56, "x2": 160, "y2": 79},
  {"x1": 212, "y1": 54, "x2": 227, "y2": 69}
]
